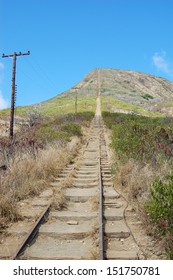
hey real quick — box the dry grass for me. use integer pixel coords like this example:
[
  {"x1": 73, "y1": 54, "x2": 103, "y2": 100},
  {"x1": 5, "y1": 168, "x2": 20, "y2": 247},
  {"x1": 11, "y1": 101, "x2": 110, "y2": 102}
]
[
  {"x1": 88, "y1": 223, "x2": 99, "y2": 259},
  {"x1": 0, "y1": 138, "x2": 80, "y2": 225},
  {"x1": 51, "y1": 188, "x2": 67, "y2": 211},
  {"x1": 114, "y1": 158, "x2": 172, "y2": 234},
  {"x1": 115, "y1": 159, "x2": 171, "y2": 202},
  {"x1": 88, "y1": 248, "x2": 99, "y2": 260},
  {"x1": 89, "y1": 196, "x2": 99, "y2": 211}
]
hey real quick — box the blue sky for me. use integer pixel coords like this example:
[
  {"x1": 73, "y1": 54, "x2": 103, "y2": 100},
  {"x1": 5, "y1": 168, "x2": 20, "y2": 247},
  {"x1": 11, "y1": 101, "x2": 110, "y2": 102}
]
[{"x1": 1, "y1": 0, "x2": 173, "y2": 109}]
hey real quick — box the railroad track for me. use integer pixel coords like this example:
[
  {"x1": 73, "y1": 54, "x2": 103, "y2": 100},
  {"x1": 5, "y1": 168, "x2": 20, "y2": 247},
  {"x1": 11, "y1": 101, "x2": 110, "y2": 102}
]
[{"x1": 13, "y1": 115, "x2": 140, "y2": 260}]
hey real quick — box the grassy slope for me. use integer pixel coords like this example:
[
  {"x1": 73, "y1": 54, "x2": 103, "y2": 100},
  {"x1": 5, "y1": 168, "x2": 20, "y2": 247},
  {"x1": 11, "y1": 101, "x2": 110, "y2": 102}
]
[
  {"x1": 101, "y1": 96, "x2": 163, "y2": 118},
  {"x1": 0, "y1": 96, "x2": 96, "y2": 119}
]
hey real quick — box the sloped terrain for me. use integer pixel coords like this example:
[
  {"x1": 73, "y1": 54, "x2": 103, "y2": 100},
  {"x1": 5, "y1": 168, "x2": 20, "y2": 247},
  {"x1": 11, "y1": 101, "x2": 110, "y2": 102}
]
[
  {"x1": 54, "y1": 68, "x2": 173, "y2": 116},
  {"x1": 1, "y1": 68, "x2": 173, "y2": 120}
]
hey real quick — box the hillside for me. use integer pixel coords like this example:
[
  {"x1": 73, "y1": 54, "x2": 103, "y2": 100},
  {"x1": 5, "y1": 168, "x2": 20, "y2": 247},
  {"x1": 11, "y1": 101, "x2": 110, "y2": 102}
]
[
  {"x1": 1, "y1": 68, "x2": 173, "y2": 120},
  {"x1": 58, "y1": 68, "x2": 173, "y2": 116}
]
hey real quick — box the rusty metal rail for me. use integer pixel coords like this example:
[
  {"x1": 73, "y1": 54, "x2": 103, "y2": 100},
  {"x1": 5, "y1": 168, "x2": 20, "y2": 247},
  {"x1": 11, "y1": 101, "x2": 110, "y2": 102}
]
[
  {"x1": 98, "y1": 116, "x2": 104, "y2": 260},
  {"x1": 12, "y1": 204, "x2": 50, "y2": 260},
  {"x1": 98, "y1": 152, "x2": 104, "y2": 259}
]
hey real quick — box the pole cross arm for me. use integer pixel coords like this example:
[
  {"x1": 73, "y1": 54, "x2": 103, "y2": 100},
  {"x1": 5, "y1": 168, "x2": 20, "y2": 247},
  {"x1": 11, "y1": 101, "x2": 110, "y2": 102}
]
[{"x1": 2, "y1": 51, "x2": 30, "y2": 58}]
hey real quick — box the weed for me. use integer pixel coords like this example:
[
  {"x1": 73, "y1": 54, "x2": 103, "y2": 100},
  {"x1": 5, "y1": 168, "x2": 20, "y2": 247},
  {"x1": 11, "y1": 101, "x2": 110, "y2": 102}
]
[
  {"x1": 51, "y1": 188, "x2": 66, "y2": 211},
  {"x1": 0, "y1": 196, "x2": 21, "y2": 223}
]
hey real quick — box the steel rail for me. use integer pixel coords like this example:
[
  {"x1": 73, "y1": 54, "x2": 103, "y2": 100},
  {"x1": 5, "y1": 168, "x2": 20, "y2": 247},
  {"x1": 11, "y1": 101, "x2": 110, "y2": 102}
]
[
  {"x1": 98, "y1": 116, "x2": 104, "y2": 260},
  {"x1": 11, "y1": 204, "x2": 50, "y2": 260}
]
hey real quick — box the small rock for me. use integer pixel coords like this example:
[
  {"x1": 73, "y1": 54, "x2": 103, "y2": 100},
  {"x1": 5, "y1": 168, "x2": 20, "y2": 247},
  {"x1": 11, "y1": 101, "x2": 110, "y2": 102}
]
[
  {"x1": 67, "y1": 221, "x2": 78, "y2": 225},
  {"x1": 126, "y1": 206, "x2": 134, "y2": 212},
  {"x1": 39, "y1": 190, "x2": 53, "y2": 198},
  {"x1": 156, "y1": 251, "x2": 162, "y2": 256}
]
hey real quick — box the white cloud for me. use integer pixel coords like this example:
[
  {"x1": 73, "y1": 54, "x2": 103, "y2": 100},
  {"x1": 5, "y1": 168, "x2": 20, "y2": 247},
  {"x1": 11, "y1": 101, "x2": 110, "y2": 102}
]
[
  {"x1": 0, "y1": 90, "x2": 8, "y2": 110},
  {"x1": 152, "y1": 51, "x2": 172, "y2": 74}
]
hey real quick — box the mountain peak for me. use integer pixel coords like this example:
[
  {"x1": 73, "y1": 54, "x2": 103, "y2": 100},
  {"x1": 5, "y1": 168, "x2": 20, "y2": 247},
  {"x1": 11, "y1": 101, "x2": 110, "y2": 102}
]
[{"x1": 60, "y1": 68, "x2": 173, "y2": 107}]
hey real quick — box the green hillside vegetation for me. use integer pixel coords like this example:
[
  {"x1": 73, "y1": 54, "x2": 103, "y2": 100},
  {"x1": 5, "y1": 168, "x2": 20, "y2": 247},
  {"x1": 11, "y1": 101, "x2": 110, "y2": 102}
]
[
  {"x1": 35, "y1": 116, "x2": 84, "y2": 143},
  {"x1": 38, "y1": 96, "x2": 96, "y2": 116},
  {"x1": 101, "y1": 96, "x2": 163, "y2": 117},
  {"x1": 0, "y1": 96, "x2": 96, "y2": 119}
]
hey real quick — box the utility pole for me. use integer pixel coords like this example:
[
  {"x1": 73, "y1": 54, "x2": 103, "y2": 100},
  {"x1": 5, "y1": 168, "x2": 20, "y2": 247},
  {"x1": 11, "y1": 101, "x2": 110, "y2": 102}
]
[{"x1": 2, "y1": 51, "x2": 30, "y2": 142}]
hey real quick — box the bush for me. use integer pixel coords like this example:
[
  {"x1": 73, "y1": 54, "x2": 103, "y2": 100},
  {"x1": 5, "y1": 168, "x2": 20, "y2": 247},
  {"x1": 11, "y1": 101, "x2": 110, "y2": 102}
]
[
  {"x1": 146, "y1": 174, "x2": 173, "y2": 235},
  {"x1": 111, "y1": 121, "x2": 158, "y2": 162},
  {"x1": 60, "y1": 123, "x2": 82, "y2": 136},
  {"x1": 141, "y1": 93, "x2": 154, "y2": 100},
  {"x1": 146, "y1": 174, "x2": 173, "y2": 258},
  {"x1": 36, "y1": 126, "x2": 69, "y2": 142},
  {"x1": 27, "y1": 108, "x2": 42, "y2": 127},
  {"x1": 103, "y1": 112, "x2": 173, "y2": 163}
]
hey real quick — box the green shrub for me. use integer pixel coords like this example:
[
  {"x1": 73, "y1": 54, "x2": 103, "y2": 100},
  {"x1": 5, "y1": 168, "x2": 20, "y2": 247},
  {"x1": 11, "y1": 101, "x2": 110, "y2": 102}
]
[
  {"x1": 36, "y1": 126, "x2": 69, "y2": 142},
  {"x1": 146, "y1": 174, "x2": 173, "y2": 258},
  {"x1": 102, "y1": 112, "x2": 173, "y2": 163},
  {"x1": 141, "y1": 93, "x2": 154, "y2": 100},
  {"x1": 111, "y1": 120, "x2": 158, "y2": 162},
  {"x1": 75, "y1": 112, "x2": 95, "y2": 123},
  {"x1": 146, "y1": 175, "x2": 173, "y2": 235},
  {"x1": 60, "y1": 123, "x2": 82, "y2": 136}
]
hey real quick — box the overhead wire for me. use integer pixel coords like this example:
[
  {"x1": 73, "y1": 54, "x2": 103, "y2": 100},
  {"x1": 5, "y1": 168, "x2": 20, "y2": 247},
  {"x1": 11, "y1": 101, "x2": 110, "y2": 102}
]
[
  {"x1": 16, "y1": 54, "x2": 59, "y2": 104},
  {"x1": 17, "y1": 62, "x2": 52, "y2": 94},
  {"x1": 30, "y1": 55, "x2": 58, "y2": 91}
]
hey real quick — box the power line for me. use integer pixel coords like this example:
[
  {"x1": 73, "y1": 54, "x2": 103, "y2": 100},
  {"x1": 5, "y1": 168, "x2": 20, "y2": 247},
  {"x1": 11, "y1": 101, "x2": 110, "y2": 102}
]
[
  {"x1": 17, "y1": 62, "x2": 53, "y2": 94},
  {"x1": 16, "y1": 55, "x2": 58, "y2": 104},
  {"x1": 30, "y1": 55, "x2": 58, "y2": 92}
]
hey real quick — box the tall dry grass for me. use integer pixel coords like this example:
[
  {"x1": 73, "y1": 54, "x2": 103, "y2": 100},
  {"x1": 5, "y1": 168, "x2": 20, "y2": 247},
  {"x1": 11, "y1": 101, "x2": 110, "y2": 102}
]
[
  {"x1": 114, "y1": 158, "x2": 171, "y2": 232},
  {"x1": 0, "y1": 139, "x2": 80, "y2": 227},
  {"x1": 115, "y1": 158, "x2": 171, "y2": 202}
]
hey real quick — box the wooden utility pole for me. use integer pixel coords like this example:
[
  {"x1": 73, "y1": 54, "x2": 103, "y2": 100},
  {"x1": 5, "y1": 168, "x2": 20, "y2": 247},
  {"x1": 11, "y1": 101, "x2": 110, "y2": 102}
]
[{"x1": 2, "y1": 51, "x2": 30, "y2": 141}]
